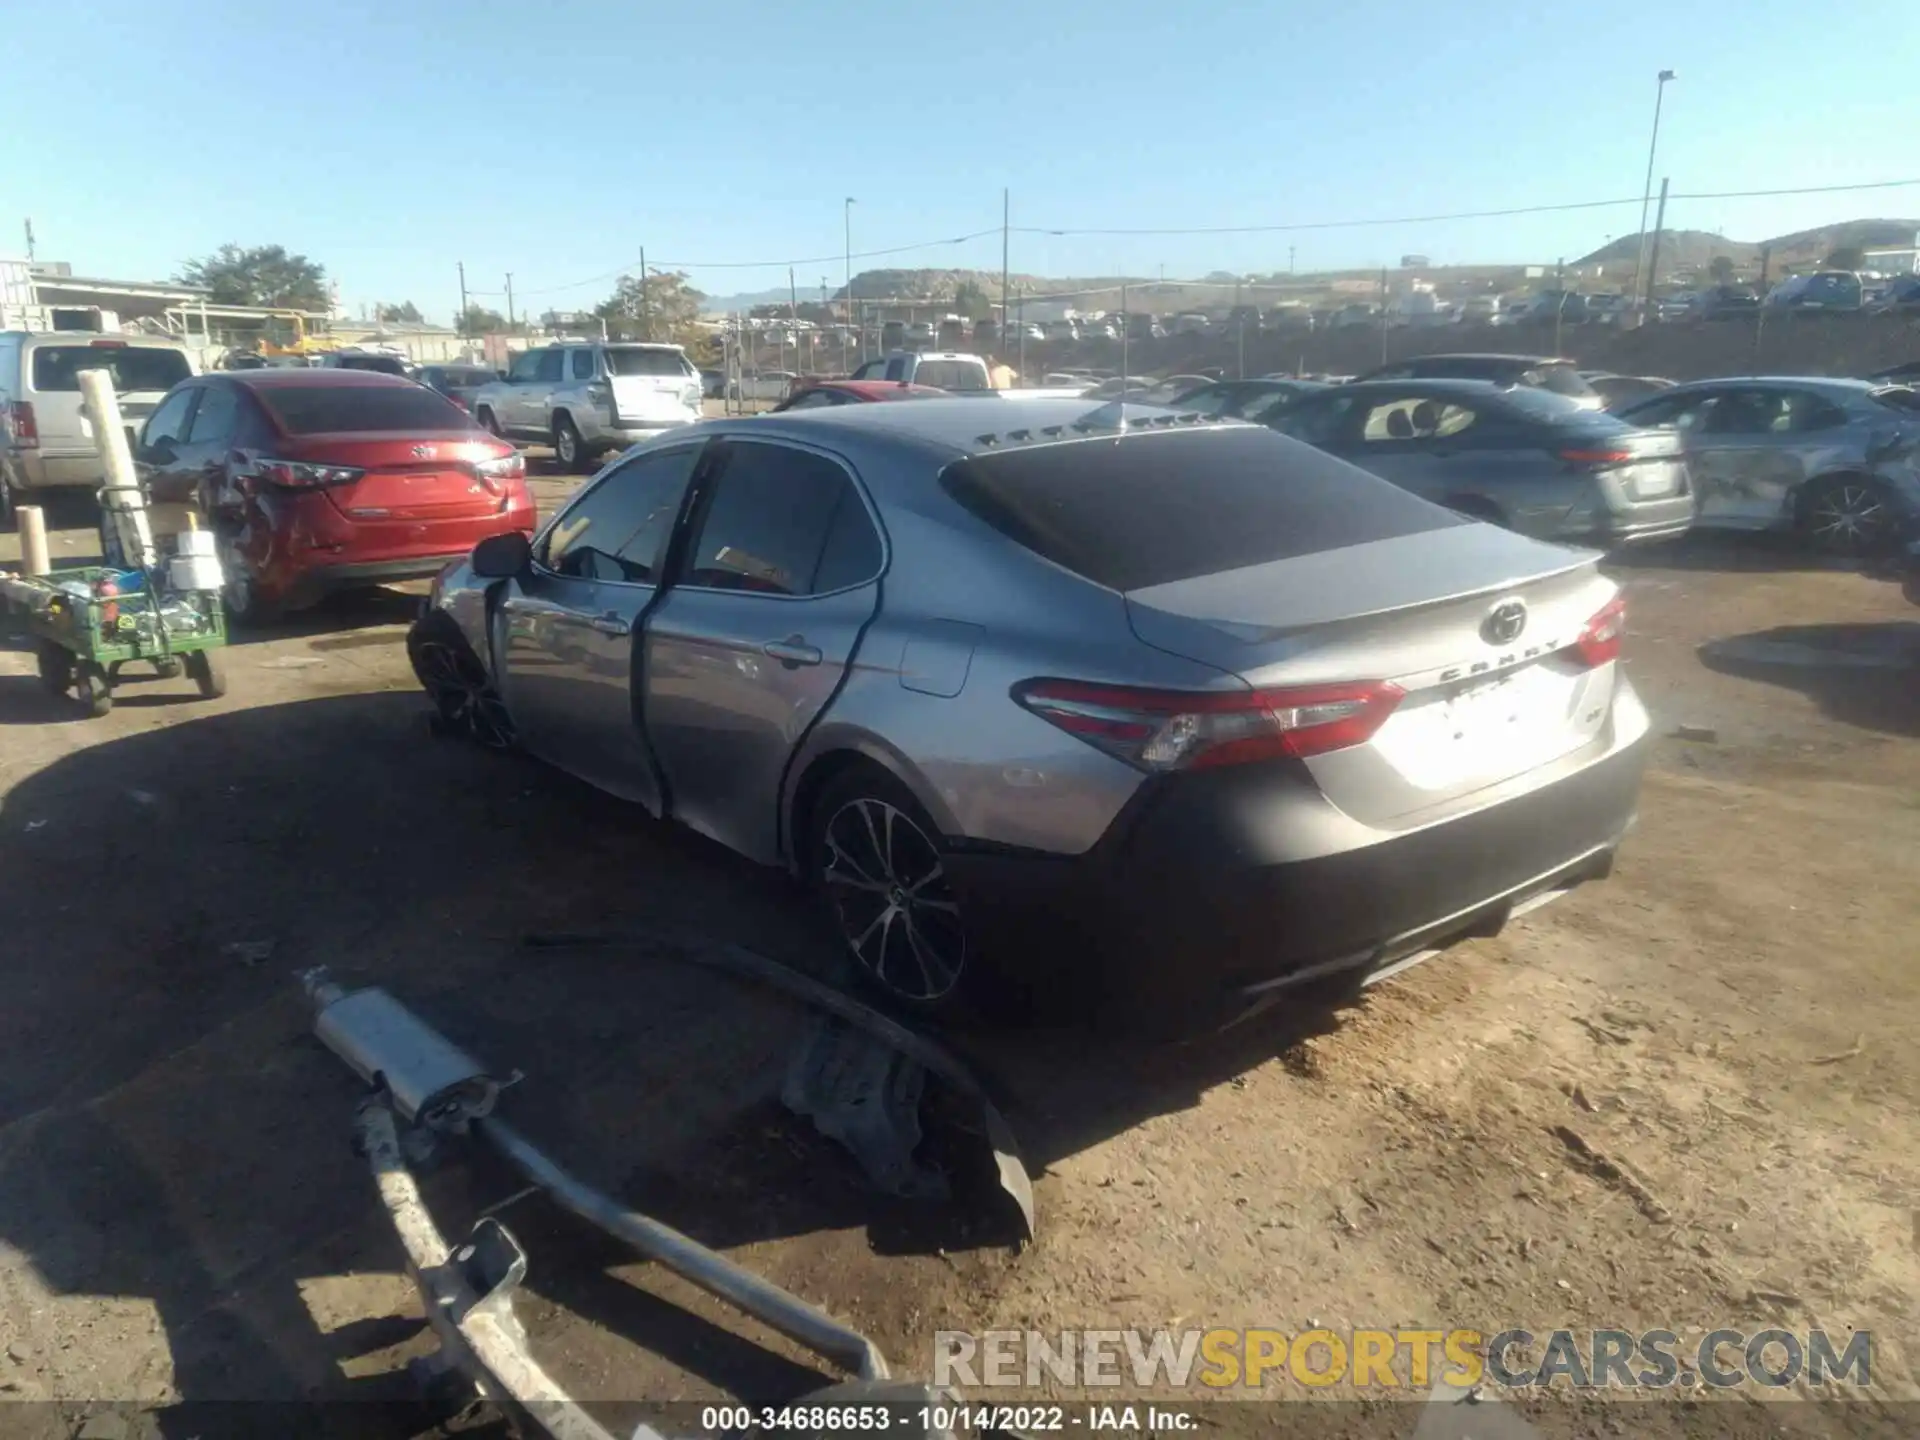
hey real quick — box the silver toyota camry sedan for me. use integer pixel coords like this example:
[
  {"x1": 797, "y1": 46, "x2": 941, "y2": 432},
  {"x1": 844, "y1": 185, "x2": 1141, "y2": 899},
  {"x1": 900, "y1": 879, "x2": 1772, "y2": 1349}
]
[{"x1": 410, "y1": 397, "x2": 1651, "y2": 1029}]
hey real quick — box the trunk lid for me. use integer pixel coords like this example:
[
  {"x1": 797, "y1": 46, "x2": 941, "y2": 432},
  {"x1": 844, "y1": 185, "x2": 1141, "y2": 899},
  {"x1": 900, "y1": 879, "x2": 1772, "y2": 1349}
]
[
  {"x1": 1125, "y1": 525, "x2": 1619, "y2": 820},
  {"x1": 1561, "y1": 423, "x2": 1689, "y2": 504},
  {"x1": 281, "y1": 432, "x2": 509, "y2": 522},
  {"x1": 603, "y1": 346, "x2": 699, "y2": 424}
]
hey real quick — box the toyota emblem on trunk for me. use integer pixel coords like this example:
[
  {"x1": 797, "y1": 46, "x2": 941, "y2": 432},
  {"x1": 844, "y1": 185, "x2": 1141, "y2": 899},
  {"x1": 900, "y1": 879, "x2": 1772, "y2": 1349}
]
[
  {"x1": 411, "y1": 444, "x2": 436, "y2": 459},
  {"x1": 1483, "y1": 599, "x2": 1528, "y2": 645}
]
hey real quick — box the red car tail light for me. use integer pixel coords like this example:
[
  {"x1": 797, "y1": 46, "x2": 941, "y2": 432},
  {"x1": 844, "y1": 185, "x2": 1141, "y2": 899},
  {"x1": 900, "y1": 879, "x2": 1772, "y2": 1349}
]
[
  {"x1": 1557, "y1": 446, "x2": 1634, "y2": 467},
  {"x1": 7, "y1": 401, "x2": 38, "y2": 449},
  {"x1": 250, "y1": 457, "x2": 365, "y2": 490},
  {"x1": 1573, "y1": 595, "x2": 1626, "y2": 668},
  {"x1": 1013, "y1": 678, "x2": 1404, "y2": 771}
]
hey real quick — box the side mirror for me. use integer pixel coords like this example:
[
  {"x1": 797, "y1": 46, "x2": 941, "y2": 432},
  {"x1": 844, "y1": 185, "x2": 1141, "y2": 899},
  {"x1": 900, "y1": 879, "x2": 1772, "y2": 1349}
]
[
  {"x1": 471, "y1": 530, "x2": 531, "y2": 579},
  {"x1": 141, "y1": 440, "x2": 178, "y2": 467}
]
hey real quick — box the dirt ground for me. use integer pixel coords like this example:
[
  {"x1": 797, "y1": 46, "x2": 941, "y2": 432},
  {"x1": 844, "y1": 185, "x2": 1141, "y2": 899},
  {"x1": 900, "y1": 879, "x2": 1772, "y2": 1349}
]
[{"x1": 1, "y1": 473, "x2": 1916, "y2": 1440}]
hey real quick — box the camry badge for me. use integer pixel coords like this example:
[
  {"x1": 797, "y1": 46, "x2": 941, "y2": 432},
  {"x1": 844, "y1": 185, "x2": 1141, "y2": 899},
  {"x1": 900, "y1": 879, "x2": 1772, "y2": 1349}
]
[{"x1": 411, "y1": 444, "x2": 436, "y2": 459}]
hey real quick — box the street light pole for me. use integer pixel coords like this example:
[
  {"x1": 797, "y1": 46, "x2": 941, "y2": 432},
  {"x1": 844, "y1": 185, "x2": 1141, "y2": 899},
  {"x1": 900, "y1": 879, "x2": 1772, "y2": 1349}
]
[{"x1": 1630, "y1": 70, "x2": 1676, "y2": 312}]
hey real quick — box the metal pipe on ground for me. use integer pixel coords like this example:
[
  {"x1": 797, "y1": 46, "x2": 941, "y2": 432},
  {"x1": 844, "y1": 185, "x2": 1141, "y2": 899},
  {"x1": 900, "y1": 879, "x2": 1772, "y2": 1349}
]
[{"x1": 17, "y1": 504, "x2": 49, "y2": 575}]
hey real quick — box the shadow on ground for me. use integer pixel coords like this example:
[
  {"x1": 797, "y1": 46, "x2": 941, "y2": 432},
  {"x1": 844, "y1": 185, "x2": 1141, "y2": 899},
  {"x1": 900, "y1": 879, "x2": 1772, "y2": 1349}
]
[
  {"x1": 1605, "y1": 528, "x2": 1903, "y2": 578},
  {"x1": 0, "y1": 691, "x2": 1360, "y2": 1428},
  {"x1": 1697, "y1": 621, "x2": 1920, "y2": 737}
]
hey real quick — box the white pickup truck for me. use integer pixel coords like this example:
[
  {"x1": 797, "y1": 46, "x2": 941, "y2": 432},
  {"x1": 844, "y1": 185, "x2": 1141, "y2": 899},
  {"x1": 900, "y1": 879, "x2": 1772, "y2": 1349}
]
[{"x1": 847, "y1": 351, "x2": 1087, "y2": 398}]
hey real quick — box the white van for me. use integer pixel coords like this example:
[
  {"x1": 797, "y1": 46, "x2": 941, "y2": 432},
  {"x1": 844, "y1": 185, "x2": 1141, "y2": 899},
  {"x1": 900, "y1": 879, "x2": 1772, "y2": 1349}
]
[{"x1": 0, "y1": 332, "x2": 198, "y2": 525}]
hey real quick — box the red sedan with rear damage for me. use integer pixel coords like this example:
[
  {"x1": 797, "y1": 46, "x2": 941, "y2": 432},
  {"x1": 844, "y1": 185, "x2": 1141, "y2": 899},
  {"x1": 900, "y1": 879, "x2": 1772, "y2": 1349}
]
[{"x1": 136, "y1": 369, "x2": 535, "y2": 623}]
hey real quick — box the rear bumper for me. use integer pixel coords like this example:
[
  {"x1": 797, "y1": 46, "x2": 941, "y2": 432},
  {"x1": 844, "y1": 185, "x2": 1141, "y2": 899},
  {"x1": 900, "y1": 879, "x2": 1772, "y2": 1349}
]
[
  {"x1": 945, "y1": 681, "x2": 1651, "y2": 1019},
  {"x1": 584, "y1": 417, "x2": 699, "y2": 448},
  {"x1": 9, "y1": 449, "x2": 102, "y2": 491}
]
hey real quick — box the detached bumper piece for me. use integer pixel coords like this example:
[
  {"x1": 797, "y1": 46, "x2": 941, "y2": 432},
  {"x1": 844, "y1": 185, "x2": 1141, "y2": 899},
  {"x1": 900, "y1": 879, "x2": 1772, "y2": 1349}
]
[{"x1": 308, "y1": 970, "x2": 954, "y2": 1440}]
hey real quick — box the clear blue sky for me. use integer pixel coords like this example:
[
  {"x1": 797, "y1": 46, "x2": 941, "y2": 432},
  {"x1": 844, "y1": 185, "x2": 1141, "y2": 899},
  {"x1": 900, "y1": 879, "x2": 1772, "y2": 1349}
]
[{"x1": 5, "y1": 0, "x2": 1916, "y2": 321}]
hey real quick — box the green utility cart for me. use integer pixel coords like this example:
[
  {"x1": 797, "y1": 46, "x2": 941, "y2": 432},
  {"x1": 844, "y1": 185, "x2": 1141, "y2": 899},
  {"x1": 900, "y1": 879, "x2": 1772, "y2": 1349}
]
[{"x1": 2, "y1": 567, "x2": 228, "y2": 717}]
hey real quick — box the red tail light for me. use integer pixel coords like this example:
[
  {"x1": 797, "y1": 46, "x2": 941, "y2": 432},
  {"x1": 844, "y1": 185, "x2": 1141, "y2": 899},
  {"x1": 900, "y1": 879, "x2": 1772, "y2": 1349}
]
[
  {"x1": 1557, "y1": 447, "x2": 1634, "y2": 467},
  {"x1": 1574, "y1": 596, "x2": 1626, "y2": 667},
  {"x1": 251, "y1": 457, "x2": 364, "y2": 489},
  {"x1": 1013, "y1": 678, "x2": 1404, "y2": 771},
  {"x1": 7, "y1": 401, "x2": 38, "y2": 449}
]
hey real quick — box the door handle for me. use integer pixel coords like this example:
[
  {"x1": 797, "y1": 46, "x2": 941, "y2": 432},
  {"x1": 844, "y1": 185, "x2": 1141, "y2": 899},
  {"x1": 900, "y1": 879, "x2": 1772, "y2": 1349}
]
[
  {"x1": 763, "y1": 636, "x2": 823, "y2": 666},
  {"x1": 590, "y1": 611, "x2": 630, "y2": 636}
]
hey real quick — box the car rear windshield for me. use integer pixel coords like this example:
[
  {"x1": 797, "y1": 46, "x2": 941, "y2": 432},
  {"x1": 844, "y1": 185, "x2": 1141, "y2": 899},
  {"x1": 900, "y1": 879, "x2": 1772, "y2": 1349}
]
[
  {"x1": 1490, "y1": 386, "x2": 1607, "y2": 424},
  {"x1": 31, "y1": 344, "x2": 192, "y2": 394},
  {"x1": 1525, "y1": 364, "x2": 1599, "y2": 398},
  {"x1": 257, "y1": 384, "x2": 467, "y2": 434},
  {"x1": 1869, "y1": 386, "x2": 1920, "y2": 414},
  {"x1": 939, "y1": 426, "x2": 1464, "y2": 593},
  {"x1": 911, "y1": 360, "x2": 990, "y2": 391},
  {"x1": 605, "y1": 347, "x2": 694, "y2": 377}
]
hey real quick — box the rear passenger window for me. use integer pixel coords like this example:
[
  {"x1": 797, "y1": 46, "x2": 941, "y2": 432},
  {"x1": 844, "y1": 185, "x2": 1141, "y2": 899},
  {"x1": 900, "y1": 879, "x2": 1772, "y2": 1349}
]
[
  {"x1": 678, "y1": 442, "x2": 875, "y2": 596},
  {"x1": 571, "y1": 350, "x2": 596, "y2": 380},
  {"x1": 535, "y1": 349, "x2": 565, "y2": 383},
  {"x1": 186, "y1": 385, "x2": 241, "y2": 443}
]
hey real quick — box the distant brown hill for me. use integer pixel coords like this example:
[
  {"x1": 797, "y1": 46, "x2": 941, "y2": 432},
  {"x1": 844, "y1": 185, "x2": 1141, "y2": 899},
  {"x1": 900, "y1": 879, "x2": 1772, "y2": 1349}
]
[{"x1": 1577, "y1": 217, "x2": 1918, "y2": 270}]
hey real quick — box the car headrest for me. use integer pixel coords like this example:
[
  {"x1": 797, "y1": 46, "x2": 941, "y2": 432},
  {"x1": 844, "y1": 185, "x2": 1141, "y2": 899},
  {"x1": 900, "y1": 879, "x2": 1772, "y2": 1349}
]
[{"x1": 1387, "y1": 408, "x2": 1415, "y2": 439}]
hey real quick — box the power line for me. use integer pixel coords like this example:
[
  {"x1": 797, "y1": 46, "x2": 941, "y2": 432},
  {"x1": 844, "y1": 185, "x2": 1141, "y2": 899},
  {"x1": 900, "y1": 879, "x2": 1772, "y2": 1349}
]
[
  {"x1": 1015, "y1": 178, "x2": 1920, "y2": 238},
  {"x1": 510, "y1": 229, "x2": 1002, "y2": 299},
  {"x1": 483, "y1": 176, "x2": 1920, "y2": 301}
]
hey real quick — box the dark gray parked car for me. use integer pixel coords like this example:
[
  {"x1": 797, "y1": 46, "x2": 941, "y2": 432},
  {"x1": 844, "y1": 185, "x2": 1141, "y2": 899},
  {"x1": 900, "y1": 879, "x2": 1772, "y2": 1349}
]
[
  {"x1": 1614, "y1": 377, "x2": 1920, "y2": 553},
  {"x1": 1168, "y1": 377, "x2": 1328, "y2": 420},
  {"x1": 1265, "y1": 379, "x2": 1694, "y2": 546},
  {"x1": 1355, "y1": 354, "x2": 1604, "y2": 411},
  {"x1": 410, "y1": 397, "x2": 1651, "y2": 1029}
]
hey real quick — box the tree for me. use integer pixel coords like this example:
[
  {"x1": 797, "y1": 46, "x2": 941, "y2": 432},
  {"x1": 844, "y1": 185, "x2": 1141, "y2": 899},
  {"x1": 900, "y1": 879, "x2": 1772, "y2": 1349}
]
[
  {"x1": 179, "y1": 244, "x2": 330, "y2": 309},
  {"x1": 592, "y1": 270, "x2": 706, "y2": 345},
  {"x1": 951, "y1": 280, "x2": 992, "y2": 322},
  {"x1": 457, "y1": 305, "x2": 508, "y2": 337},
  {"x1": 376, "y1": 301, "x2": 423, "y2": 324},
  {"x1": 1825, "y1": 245, "x2": 1867, "y2": 271},
  {"x1": 1708, "y1": 255, "x2": 1736, "y2": 285}
]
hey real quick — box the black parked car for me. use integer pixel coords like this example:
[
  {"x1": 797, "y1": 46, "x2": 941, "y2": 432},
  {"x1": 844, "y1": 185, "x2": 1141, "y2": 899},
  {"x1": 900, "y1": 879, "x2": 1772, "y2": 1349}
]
[
  {"x1": 1167, "y1": 377, "x2": 1327, "y2": 420},
  {"x1": 1353, "y1": 353, "x2": 1603, "y2": 410},
  {"x1": 415, "y1": 363, "x2": 501, "y2": 412},
  {"x1": 1690, "y1": 285, "x2": 1761, "y2": 320},
  {"x1": 1264, "y1": 379, "x2": 1694, "y2": 546}
]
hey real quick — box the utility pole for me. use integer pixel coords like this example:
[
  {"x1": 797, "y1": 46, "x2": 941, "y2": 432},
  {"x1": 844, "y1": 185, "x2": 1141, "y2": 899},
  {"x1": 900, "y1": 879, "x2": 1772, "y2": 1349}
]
[
  {"x1": 1017, "y1": 285, "x2": 1026, "y2": 379},
  {"x1": 789, "y1": 266, "x2": 799, "y2": 373},
  {"x1": 1555, "y1": 258, "x2": 1568, "y2": 354},
  {"x1": 1630, "y1": 70, "x2": 1676, "y2": 312},
  {"x1": 1119, "y1": 281, "x2": 1129, "y2": 393},
  {"x1": 505, "y1": 273, "x2": 516, "y2": 332},
  {"x1": 844, "y1": 197, "x2": 856, "y2": 364},
  {"x1": 639, "y1": 245, "x2": 650, "y2": 342},
  {"x1": 1235, "y1": 276, "x2": 1245, "y2": 379},
  {"x1": 23, "y1": 218, "x2": 35, "y2": 263},
  {"x1": 1001, "y1": 188, "x2": 1011, "y2": 362},
  {"x1": 457, "y1": 261, "x2": 468, "y2": 337},
  {"x1": 1288, "y1": 245, "x2": 1295, "y2": 275},
  {"x1": 1643, "y1": 179, "x2": 1671, "y2": 317},
  {"x1": 1378, "y1": 266, "x2": 1389, "y2": 365}
]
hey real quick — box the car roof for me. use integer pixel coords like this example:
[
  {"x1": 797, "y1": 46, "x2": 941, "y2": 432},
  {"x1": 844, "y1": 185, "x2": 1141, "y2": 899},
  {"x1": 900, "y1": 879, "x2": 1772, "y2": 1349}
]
[
  {"x1": 721, "y1": 394, "x2": 1235, "y2": 462},
  {"x1": 1332, "y1": 378, "x2": 1511, "y2": 396},
  {"x1": 1398, "y1": 353, "x2": 1568, "y2": 366},
  {"x1": 218, "y1": 368, "x2": 421, "y2": 389},
  {"x1": 8, "y1": 332, "x2": 190, "y2": 351},
  {"x1": 1651, "y1": 375, "x2": 1883, "y2": 397},
  {"x1": 810, "y1": 380, "x2": 948, "y2": 400}
]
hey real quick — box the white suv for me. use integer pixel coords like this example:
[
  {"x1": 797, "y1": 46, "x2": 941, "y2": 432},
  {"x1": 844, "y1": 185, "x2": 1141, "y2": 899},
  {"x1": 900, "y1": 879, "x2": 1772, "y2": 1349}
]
[
  {"x1": 0, "y1": 332, "x2": 198, "y2": 526},
  {"x1": 470, "y1": 341, "x2": 702, "y2": 471}
]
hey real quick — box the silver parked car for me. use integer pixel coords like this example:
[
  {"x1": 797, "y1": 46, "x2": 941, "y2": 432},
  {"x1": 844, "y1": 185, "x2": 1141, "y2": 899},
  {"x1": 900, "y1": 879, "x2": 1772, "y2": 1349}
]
[
  {"x1": 1265, "y1": 380, "x2": 1695, "y2": 546},
  {"x1": 470, "y1": 341, "x2": 703, "y2": 472},
  {"x1": 409, "y1": 398, "x2": 1651, "y2": 1028},
  {"x1": 1613, "y1": 377, "x2": 1920, "y2": 553}
]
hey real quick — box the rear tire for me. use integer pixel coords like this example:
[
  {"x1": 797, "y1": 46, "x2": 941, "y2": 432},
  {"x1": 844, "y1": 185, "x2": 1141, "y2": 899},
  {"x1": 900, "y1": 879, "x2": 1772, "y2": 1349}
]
[
  {"x1": 1797, "y1": 474, "x2": 1897, "y2": 556},
  {"x1": 807, "y1": 764, "x2": 977, "y2": 1018},
  {"x1": 185, "y1": 649, "x2": 227, "y2": 699},
  {"x1": 552, "y1": 414, "x2": 588, "y2": 473},
  {"x1": 218, "y1": 532, "x2": 281, "y2": 628},
  {"x1": 35, "y1": 642, "x2": 73, "y2": 697},
  {"x1": 0, "y1": 462, "x2": 18, "y2": 531},
  {"x1": 78, "y1": 663, "x2": 113, "y2": 717}
]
